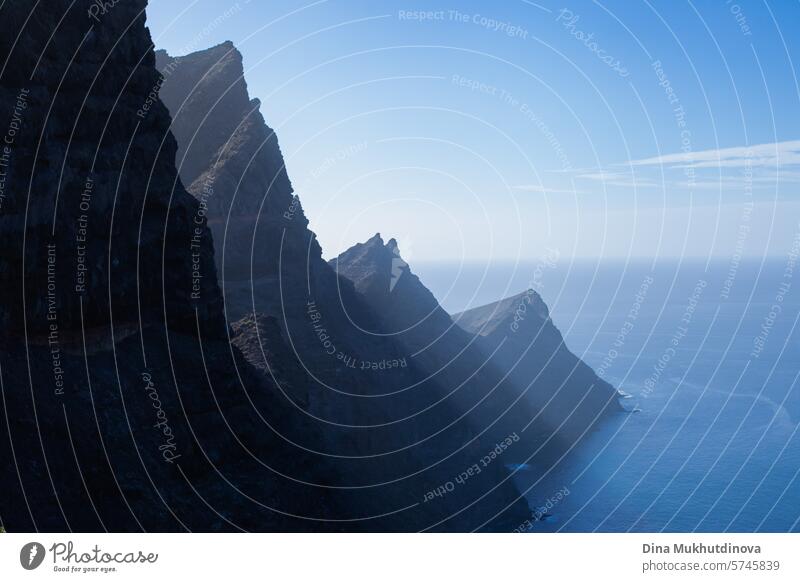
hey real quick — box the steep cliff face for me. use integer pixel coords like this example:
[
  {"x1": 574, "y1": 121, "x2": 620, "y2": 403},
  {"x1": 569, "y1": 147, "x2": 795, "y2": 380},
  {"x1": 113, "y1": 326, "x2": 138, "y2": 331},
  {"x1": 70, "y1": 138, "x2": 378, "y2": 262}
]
[
  {"x1": 155, "y1": 43, "x2": 534, "y2": 531},
  {"x1": 0, "y1": 0, "x2": 337, "y2": 532},
  {"x1": 155, "y1": 43, "x2": 409, "y2": 421},
  {"x1": 330, "y1": 235, "x2": 540, "y2": 440},
  {"x1": 454, "y1": 290, "x2": 622, "y2": 438},
  {"x1": 155, "y1": 43, "x2": 306, "y2": 281},
  {"x1": 0, "y1": 1, "x2": 224, "y2": 340},
  {"x1": 0, "y1": 10, "x2": 533, "y2": 531}
]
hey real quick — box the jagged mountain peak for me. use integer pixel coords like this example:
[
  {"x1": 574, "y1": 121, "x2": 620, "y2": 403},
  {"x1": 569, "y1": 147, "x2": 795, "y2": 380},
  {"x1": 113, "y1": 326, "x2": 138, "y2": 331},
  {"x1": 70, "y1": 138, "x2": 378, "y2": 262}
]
[
  {"x1": 155, "y1": 40, "x2": 262, "y2": 187},
  {"x1": 156, "y1": 40, "x2": 306, "y2": 279},
  {"x1": 331, "y1": 234, "x2": 412, "y2": 285},
  {"x1": 334, "y1": 233, "x2": 407, "y2": 264},
  {"x1": 343, "y1": 232, "x2": 404, "y2": 263},
  {"x1": 330, "y1": 234, "x2": 449, "y2": 333}
]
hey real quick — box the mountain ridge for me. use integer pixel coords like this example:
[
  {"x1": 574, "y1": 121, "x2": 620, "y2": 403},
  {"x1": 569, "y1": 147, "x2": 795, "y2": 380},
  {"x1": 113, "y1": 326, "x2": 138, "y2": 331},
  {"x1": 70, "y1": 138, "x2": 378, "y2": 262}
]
[
  {"x1": 333, "y1": 235, "x2": 621, "y2": 443},
  {"x1": 155, "y1": 40, "x2": 537, "y2": 531}
]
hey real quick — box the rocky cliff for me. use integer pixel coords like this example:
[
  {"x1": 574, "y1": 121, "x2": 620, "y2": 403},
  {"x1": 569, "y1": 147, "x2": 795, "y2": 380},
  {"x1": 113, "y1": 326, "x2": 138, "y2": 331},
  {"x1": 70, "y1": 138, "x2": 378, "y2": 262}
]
[
  {"x1": 154, "y1": 43, "x2": 535, "y2": 530},
  {"x1": 0, "y1": 9, "x2": 534, "y2": 532},
  {"x1": 332, "y1": 235, "x2": 620, "y2": 444},
  {"x1": 155, "y1": 42, "x2": 304, "y2": 281},
  {"x1": 330, "y1": 235, "x2": 543, "y2": 441},
  {"x1": 0, "y1": 2, "x2": 614, "y2": 530},
  {"x1": 0, "y1": 0, "x2": 342, "y2": 532},
  {"x1": 0, "y1": 3, "x2": 224, "y2": 339},
  {"x1": 453, "y1": 290, "x2": 622, "y2": 440}
]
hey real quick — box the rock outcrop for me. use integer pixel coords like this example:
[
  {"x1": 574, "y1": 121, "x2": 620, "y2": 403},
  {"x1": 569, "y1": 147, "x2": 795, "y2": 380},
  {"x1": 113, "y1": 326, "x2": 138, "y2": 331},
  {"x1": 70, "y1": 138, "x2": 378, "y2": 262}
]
[
  {"x1": 454, "y1": 290, "x2": 622, "y2": 439},
  {"x1": 330, "y1": 235, "x2": 541, "y2": 441},
  {"x1": 155, "y1": 42, "x2": 303, "y2": 281},
  {"x1": 332, "y1": 235, "x2": 620, "y2": 443}
]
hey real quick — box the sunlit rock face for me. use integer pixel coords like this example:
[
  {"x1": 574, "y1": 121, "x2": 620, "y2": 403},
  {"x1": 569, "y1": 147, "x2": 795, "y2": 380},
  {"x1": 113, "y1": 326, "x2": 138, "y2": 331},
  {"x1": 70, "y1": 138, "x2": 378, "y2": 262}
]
[{"x1": 156, "y1": 42, "x2": 305, "y2": 282}]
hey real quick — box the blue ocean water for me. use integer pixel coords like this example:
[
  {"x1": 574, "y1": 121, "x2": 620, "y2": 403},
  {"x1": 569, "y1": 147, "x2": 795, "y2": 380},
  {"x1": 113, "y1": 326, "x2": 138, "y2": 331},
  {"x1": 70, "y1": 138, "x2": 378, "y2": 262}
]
[{"x1": 414, "y1": 258, "x2": 800, "y2": 532}]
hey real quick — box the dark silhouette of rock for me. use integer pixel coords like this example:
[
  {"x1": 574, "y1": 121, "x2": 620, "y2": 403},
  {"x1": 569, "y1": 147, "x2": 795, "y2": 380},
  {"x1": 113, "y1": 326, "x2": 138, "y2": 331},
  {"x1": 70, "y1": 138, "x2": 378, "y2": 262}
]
[
  {"x1": 0, "y1": 0, "x2": 620, "y2": 528},
  {"x1": 0, "y1": 0, "x2": 343, "y2": 533},
  {"x1": 154, "y1": 43, "x2": 535, "y2": 531},
  {"x1": 0, "y1": 5, "x2": 224, "y2": 339}
]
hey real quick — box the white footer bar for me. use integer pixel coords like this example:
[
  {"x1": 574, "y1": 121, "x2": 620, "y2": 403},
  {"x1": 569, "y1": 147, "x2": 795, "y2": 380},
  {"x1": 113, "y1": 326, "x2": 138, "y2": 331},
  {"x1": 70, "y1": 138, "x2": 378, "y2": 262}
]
[{"x1": 1, "y1": 533, "x2": 797, "y2": 581}]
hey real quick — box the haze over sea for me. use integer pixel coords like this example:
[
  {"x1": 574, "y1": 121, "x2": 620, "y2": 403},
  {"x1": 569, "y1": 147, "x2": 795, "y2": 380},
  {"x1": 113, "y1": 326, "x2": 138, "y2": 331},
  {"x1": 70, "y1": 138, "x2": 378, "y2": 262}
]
[{"x1": 415, "y1": 258, "x2": 800, "y2": 531}]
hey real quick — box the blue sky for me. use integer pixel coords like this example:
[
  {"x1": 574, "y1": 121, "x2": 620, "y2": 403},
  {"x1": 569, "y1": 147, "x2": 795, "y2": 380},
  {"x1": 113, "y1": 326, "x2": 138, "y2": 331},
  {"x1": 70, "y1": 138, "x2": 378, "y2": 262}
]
[{"x1": 146, "y1": 0, "x2": 800, "y2": 261}]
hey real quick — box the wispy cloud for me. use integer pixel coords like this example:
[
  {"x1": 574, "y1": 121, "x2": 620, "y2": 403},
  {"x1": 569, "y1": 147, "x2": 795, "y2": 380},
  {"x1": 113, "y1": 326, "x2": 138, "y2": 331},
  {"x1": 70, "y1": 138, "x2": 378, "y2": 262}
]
[
  {"x1": 513, "y1": 184, "x2": 587, "y2": 193},
  {"x1": 626, "y1": 140, "x2": 800, "y2": 170},
  {"x1": 575, "y1": 171, "x2": 659, "y2": 188},
  {"x1": 564, "y1": 140, "x2": 800, "y2": 191}
]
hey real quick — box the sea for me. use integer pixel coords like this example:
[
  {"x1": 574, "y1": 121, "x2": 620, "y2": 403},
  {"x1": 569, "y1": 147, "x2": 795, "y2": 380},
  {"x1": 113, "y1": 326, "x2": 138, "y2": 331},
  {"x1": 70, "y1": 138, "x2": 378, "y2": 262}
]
[{"x1": 413, "y1": 258, "x2": 800, "y2": 532}]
